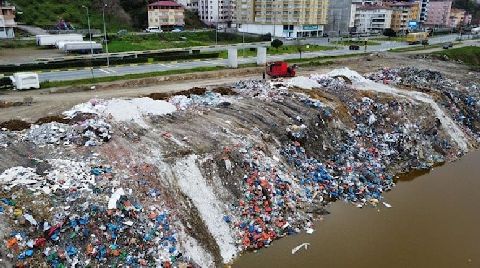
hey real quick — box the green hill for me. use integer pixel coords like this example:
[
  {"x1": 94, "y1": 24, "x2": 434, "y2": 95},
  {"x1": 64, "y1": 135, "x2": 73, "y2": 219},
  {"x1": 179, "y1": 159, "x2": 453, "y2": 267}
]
[{"x1": 11, "y1": 0, "x2": 205, "y2": 31}]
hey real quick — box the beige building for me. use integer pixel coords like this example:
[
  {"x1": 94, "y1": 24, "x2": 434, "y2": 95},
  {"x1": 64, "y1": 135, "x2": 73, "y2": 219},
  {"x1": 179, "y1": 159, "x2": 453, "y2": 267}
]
[
  {"x1": 449, "y1": 8, "x2": 471, "y2": 28},
  {"x1": 148, "y1": 1, "x2": 185, "y2": 29},
  {"x1": 386, "y1": 1, "x2": 421, "y2": 33},
  {"x1": 236, "y1": 0, "x2": 329, "y2": 38}
]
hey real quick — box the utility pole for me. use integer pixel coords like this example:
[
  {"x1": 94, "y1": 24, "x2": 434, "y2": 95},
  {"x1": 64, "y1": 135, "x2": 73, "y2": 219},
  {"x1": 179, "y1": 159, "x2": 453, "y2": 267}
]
[
  {"x1": 215, "y1": 0, "x2": 219, "y2": 45},
  {"x1": 82, "y1": 5, "x2": 95, "y2": 79},
  {"x1": 102, "y1": 3, "x2": 110, "y2": 67}
]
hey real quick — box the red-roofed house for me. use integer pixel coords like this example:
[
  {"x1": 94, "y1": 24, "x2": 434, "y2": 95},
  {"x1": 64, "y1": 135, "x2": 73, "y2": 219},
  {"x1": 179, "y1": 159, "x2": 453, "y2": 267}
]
[{"x1": 148, "y1": 1, "x2": 185, "y2": 29}]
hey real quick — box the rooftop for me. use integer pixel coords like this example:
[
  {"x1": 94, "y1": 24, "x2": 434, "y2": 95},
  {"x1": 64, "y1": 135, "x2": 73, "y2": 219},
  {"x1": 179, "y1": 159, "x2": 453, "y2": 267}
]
[{"x1": 148, "y1": 1, "x2": 183, "y2": 7}]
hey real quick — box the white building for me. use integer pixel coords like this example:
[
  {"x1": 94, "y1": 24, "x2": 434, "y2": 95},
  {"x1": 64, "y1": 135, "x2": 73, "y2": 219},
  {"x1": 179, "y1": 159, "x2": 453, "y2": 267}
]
[
  {"x1": 176, "y1": 0, "x2": 199, "y2": 10},
  {"x1": 236, "y1": 0, "x2": 329, "y2": 38},
  {"x1": 198, "y1": 0, "x2": 235, "y2": 27},
  {"x1": 0, "y1": 1, "x2": 16, "y2": 39},
  {"x1": 353, "y1": 5, "x2": 392, "y2": 34}
]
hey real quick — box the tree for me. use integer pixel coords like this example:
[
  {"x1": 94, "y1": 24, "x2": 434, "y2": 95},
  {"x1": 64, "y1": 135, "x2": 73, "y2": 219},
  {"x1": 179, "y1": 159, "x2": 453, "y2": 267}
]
[
  {"x1": 271, "y1": 39, "x2": 283, "y2": 50},
  {"x1": 295, "y1": 39, "x2": 303, "y2": 59},
  {"x1": 383, "y1": 28, "x2": 397, "y2": 37}
]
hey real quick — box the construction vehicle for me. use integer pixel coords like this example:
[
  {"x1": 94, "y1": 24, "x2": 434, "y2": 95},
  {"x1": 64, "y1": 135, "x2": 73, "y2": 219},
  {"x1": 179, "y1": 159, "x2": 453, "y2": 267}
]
[
  {"x1": 406, "y1": 32, "x2": 429, "y2": 45},
  {"x1": 266, "y1": 61, "x2": 297, "y2": 78}
]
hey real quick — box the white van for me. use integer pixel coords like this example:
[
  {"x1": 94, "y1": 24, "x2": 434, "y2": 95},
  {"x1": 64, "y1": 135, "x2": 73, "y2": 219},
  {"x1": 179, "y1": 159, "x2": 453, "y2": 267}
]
[
  {"x1": 145, "y1": 27, "x2": 163, "y2": 33},
  {"x1": 12, "y1": 72, "x2": 40, "y2": 90}
]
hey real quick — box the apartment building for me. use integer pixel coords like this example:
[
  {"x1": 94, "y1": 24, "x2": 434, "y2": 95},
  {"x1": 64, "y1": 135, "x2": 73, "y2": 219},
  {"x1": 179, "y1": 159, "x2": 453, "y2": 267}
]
[
  {"x1": 324, "y1": 0, "x2": 354, "y2": 36},
  {"x1": 198, "y1": 0, "x2": 235, "y2": 27},
  {"x1": 148, "y1": 1, "x2": 185, "y2": 29},
  {"x1": 0, "y1": 0, "x2": 16, "y2": 39},
  {"x1": 386, "y1": 1, "x2": 420, "y2": 32},
  {"x1": 424, "y1": 0, "x2": 451, "y2": 27},
  {"x1": 236, "y1": 0, "x2": 329, "y2": 38},
  {"x1": 353, "y1": 5, "x2": 393, "y2": 33},
  {"x1": 176, "y1": 0, "x2": 199, "y2": 10}
]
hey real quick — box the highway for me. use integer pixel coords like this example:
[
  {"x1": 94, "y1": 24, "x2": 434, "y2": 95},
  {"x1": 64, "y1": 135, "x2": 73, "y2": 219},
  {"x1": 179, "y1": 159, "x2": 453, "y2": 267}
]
[{"x1": 38, "y1": 34, "x2": 468, "y2": 82}]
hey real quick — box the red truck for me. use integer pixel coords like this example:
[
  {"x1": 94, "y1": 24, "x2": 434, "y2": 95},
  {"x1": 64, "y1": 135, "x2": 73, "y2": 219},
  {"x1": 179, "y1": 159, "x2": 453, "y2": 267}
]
[{"x1": 266, "y1": 61, "x2": 297, "y2": 78}]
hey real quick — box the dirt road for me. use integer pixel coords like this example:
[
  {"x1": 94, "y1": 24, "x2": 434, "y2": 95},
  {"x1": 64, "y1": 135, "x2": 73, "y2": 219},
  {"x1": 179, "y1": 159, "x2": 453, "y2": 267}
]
[{"x1": 0, "y1": 53, "x2": 478, "y2": 123}]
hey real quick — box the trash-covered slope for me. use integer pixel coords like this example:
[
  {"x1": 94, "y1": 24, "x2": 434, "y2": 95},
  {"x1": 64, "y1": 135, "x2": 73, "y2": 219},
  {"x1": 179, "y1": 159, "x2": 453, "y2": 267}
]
[{"x1": 0, "y1": 68, "x2": 479, "y2": 267}]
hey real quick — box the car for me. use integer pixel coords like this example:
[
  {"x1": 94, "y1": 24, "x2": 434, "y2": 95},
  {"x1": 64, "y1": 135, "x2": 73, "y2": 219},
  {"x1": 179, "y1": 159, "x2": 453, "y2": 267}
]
[
  {"x1": 285, "y1": 37, "x2": 296, "y2": 41},
  {"x1": 172, "y1": 28, "x2": 182, "y2": 32},
  {"x1": 349, "y1": 44, "x2": 360, "y2": 50},
  {"x1": 442, "y1": 43, "x2": 453, "y2": 49},
  {"x1": 145, "y1": 27, "x2": 163, "y2": 33}
]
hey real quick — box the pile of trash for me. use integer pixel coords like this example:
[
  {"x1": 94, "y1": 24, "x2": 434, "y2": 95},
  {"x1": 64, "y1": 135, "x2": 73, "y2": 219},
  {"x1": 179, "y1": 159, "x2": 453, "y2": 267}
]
[
  {"x1": 232, "y1": 80, "x2": 288, "y2": 100},
  {"x1": 169, "y1": 92, "x2": 228, "y2": 111},
  {"x1": 1, "y1": 67, "x2": 479, "y2": 266},
  {"x1": 0, "y1": 159, "x2": 188, "y2": 267},
  {"x1": 25, "y1": 119, "x2": 112, "y2": 147},
  {"x1": 366, "y1": 67, "x2": 480, "y2": 141}
]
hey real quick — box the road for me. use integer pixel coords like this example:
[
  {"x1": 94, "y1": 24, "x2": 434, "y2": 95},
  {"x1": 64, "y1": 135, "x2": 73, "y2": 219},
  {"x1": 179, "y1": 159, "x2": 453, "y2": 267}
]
[{"x1": 38, "y1": 34, "x2": 470, "y2": 82}]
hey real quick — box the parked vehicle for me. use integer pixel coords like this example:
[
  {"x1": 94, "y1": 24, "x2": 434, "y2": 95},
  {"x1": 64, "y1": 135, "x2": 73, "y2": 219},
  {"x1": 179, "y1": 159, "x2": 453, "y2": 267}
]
[
  {"x1": 11, "y1": 72, "x2": 40, "y2": 90},
  {"x1": 36, "y1": 34, "x2": 83, "y2": 46},
  {"x1": 266, "y1": 61, "x2": 297, "y2": 78},
  {"x1": 471, "y1": 27, "x2": 480, "y2": 35},
  {"x1": 64, "y1": 42, "x2": 103, "y2": 54},
  {"x1": 145, "y1": 27, "x2": 163, "y2": 33},
  {"x1": 443, "y1": 42, "x2": 453, "y2": 49},
  {"x1": 406, "y1": 32, "x2": 429, "y2": 45},
  {"x1": 172, "y1": 28, "x2": 182, "y2": 33},
  {"x1": 349, "y1": 44, "x2": 360, "y2": 50}
]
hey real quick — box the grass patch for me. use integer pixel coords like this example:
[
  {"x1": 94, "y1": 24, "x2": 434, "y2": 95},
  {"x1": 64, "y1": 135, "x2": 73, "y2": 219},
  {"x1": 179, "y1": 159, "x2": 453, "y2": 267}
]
[
  {"x1": 389, "y1": 44, "x2": 443, "y2": 52},
  {"x1": 0, "y1": 39, "x2": 36, "y2": 49},
  {"x1": 107, "y1": 31, "x2": 267, "y2": 53},
  {"x1": 433, "y1": 46, "x2": 480, "y2": 66},
  {"x1": 219, "y1": 44, "x2": 337, "y2": 58},
  {"x1": 38, "y1": 53, "x2": 364, "y2": 89},
  {"x1": 334, "y1": 40, "x2": 381, "y2": 46},
  {"x1": 40, "y1": 66, "x2": 228, "y2": 88},
  {"x1": 373, "y1": 36, "x2": 406, "y2": 42}
]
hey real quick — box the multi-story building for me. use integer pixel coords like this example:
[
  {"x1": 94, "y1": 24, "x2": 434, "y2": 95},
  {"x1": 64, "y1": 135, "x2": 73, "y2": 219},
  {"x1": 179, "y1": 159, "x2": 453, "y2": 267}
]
[
  {"x1": 0, "y1": 0, "x2": 16, "y2": 39},
  {"x1": 324, "y1": 0, "x2": 354, "y2": 36},
  {"x1": 176, "y1": 0, "x2": 199, "y2": 10},
  {"x1": 418, "y1": 0, "x2": 429, "y2": 23},
  {"x1": 198, "y1": 0, "x2": 235, "y2": 27},
  {"x1": 236, "y1": 0, "x2": 329, "y2": 38},
  {"x1": 353, "y1": 5, "x2": 393, "y2": 34},
  {"x1": 386, "y1": 1, "x2": 421, "y2": 32},
  {"x1": 148, "y1": 1, "x2": 185, "y2": 29},
  {"x1": 424, "y1": 0, "x2": 452, "y2": 27},
  {"x1": 449, "y1": 8, "x2": 471, "y2": 28}
]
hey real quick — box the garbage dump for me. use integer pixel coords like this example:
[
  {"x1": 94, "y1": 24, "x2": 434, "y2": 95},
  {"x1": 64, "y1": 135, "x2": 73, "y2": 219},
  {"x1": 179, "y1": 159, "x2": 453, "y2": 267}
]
[{"x1": 0, "y1": 67, "x2": 479, "y2": 267}]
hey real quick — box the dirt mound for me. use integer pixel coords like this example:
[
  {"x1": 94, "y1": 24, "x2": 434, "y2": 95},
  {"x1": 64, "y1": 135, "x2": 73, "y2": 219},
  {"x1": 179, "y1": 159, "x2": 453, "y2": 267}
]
[
  {"x1": 212, "y1": 86, "x2": 237, "y2": 96},
  {"x1": 35, "y1": 115, "x2": 70, "y2": 125},
  {"x1": 0, "y1": 119, "x2": 31, "y2": 131}
]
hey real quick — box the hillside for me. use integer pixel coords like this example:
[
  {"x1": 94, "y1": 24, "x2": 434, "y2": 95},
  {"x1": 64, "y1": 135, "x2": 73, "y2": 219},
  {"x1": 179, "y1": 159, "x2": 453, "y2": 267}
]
[{"x1": 11, "y1": 0, "x2": 205, "y2": 31}]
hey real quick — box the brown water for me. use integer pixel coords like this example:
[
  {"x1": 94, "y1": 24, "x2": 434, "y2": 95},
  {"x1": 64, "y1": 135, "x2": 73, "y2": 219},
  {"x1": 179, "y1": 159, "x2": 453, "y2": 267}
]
[{"x1": 234, "y1": 150, "x2": 480, "y2": 268}]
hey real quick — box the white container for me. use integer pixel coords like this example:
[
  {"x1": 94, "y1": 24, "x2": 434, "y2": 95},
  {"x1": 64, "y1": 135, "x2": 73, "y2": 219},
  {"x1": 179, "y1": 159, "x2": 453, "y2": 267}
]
[
  {"x1": 64, "y1": 42, "x2": 103, "y2": 54},
  {"x1": 36, "y1": 34, "x2": 83, "y2": 46},
  {"x1": 12, "y1": 72, "x2": 40, "y2": 90}
]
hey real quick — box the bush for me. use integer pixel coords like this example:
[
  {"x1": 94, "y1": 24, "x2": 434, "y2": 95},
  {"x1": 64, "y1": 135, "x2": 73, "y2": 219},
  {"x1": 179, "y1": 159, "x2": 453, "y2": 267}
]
[
  {"x1": 271, "y1": 39, "x2": 283, "y2": 49},
  {"x1": 383, "y1": 28, "x2": 397, "y2": 37},
  {"x1": 0, "y1": 76, "x2": 13, "y2": 90}
]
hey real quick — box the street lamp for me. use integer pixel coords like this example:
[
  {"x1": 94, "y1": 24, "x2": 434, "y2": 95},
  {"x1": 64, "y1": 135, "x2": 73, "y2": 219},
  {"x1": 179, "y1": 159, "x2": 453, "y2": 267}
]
[
  {"x1": 102, "y1": 3, "x2": 110, "y2": 67},
  {"x1": 82, "y1": 5, "x2": 95, "y2": 79},
  {"x1": 81, "y1": 5, "x2": 94, "y2": 55}
]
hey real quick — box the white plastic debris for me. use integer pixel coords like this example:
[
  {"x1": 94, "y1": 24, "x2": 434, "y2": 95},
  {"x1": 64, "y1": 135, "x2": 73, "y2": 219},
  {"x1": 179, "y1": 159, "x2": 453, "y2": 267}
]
[
  {"x1": 291, "y1": 243, "x2": 311, "y2": 254},
  {"x1": 108, "y1": 188, "x2": 125, "y2": 210}
]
